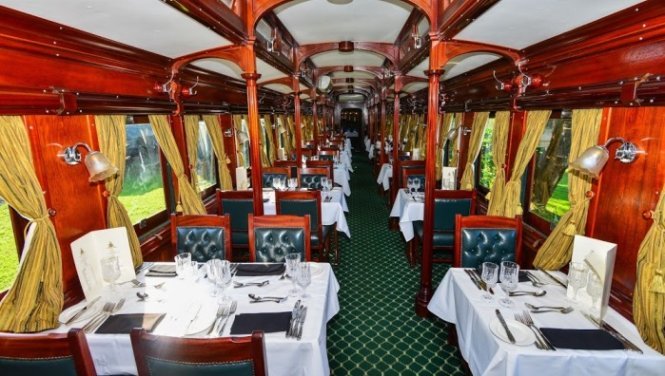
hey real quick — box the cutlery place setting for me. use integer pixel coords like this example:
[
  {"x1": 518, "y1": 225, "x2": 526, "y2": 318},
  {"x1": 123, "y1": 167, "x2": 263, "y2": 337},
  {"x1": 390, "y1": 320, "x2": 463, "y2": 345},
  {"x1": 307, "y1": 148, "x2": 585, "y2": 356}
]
[
  {"x1": 286, "y1": 300, "x2": 307, "y2": 340},
  {"x1": 81, "y1": 298, "x2": 126, "y2": 333}
]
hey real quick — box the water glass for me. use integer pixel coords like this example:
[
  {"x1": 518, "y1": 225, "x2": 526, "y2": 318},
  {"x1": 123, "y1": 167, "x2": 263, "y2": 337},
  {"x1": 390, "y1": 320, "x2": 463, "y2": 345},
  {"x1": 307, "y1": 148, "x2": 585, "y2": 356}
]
[
  {"x1": 568, "y1": 261, "x2": 589, "y2": 303},
  {"x1": 101, "y1": 255, "x2": 121, "y2": 296},
  {"x1": 320, "y1": 177, "x2": 329, "y2": 191},
  {"x1": 406, "y1": 178, "x2": 414, "y2": 193},
  {"x1": 285, "y1": 253, "x2": 300, "y2": 297},
  {"x1": 296, "y1": 263, "x2": 312, "y2": 300},
  {"x1": 499, "y1": 261, "x2": 519, "y2": 307},
  {"x1": 208, "y1": 259, "x2": 232, "y2": 302},
  {"x1": 413, "y1": 179, "x2": 422, "y2": 193},
  {"x1": 175, "y1": 252, "x2": 192, "y2": 279},
  {"x1": 481, "y1": 262, "x2": 499, "y2": 301},
  {"x1": 288, "y1": 177, "x2": 298, "y2": 190}
]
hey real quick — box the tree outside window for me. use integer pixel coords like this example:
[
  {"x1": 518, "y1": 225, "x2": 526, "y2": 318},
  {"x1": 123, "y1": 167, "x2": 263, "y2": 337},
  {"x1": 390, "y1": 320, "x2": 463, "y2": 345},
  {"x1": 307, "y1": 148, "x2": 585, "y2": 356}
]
[
  {"x1": 0, "y1": 198, "x2": 18, "y2": 291},
  {"x1": 196, "y1": 120, "x2": 217, "y2": 192},
  {"x1": 478, "y1": 117, "x2": 496, "y2": 189}
]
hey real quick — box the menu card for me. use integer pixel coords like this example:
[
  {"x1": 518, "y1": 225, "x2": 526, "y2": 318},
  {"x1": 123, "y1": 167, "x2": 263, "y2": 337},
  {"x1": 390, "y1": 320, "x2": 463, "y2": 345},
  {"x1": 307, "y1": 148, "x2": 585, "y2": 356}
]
[
  {"x1": 568, "y1": 235, "x2": 617, "y2": 319},
  {"x1": 441, "y1": 167, "x2": 457, "y2": 190},
  {"x1": 236, "y1": 166, "x2": 249, "y2": 189},
  {"x1": 70, "y1": 227, "x2": 136, "y2": 301}
]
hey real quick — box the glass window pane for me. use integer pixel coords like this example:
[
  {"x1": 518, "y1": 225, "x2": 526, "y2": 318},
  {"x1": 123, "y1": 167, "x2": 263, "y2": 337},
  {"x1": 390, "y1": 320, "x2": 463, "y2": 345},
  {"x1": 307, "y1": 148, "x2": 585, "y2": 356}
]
[
  {"x1": 530, "y1": 114, "x2": 572, "y2": 223},
  {"x1": 196, "y1": 120, "x2": 216, "y2": 191},
  {"x1": 478, "y1": 117, "x2": 496, "y2": 188},
  {"x1": 0, "y1": 198, "x2": 19, "y2": 291},
  {"x1": 119, "y1": 119, "x2": 167, "y2": 225}
]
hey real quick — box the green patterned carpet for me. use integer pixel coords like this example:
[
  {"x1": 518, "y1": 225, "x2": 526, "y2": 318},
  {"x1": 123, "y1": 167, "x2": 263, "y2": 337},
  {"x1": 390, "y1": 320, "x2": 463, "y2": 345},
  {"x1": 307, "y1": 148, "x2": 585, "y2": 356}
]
[{"x1": 327, "y1": 153, "x2": 464, "y2": 375}]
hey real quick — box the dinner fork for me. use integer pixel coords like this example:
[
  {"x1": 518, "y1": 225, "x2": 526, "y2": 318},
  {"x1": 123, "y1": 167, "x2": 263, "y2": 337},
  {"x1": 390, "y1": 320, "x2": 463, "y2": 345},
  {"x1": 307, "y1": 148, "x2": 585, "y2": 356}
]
[
  {"x1": 296, "y1": 306, "x2": 308, "y2": 340},
  {"x1": 515, "y1": 312, "x2": 545, "y2": 350},
  {"x1": 522, "y1": 311, "x2": 555, "y2": 351},
  {"x1": 82, "y1": 301, "x2": 115, "y2": 333},
  {"x1": 207, "y1": 305, "x2": 228, "y2": 336},
  {"x1": 217, "y1": 301, "x2": 238, "y2": 336}
]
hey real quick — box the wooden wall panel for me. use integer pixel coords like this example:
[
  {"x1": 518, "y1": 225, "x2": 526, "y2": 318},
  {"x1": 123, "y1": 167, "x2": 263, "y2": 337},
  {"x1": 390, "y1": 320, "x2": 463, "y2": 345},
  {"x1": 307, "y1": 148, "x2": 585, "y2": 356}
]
[
  {"x1": 587, "y1": 106, "x2": 665, "y2": 319},
  {"x1": 24, "y1": 115, "x2": 107, "y2": 307}
]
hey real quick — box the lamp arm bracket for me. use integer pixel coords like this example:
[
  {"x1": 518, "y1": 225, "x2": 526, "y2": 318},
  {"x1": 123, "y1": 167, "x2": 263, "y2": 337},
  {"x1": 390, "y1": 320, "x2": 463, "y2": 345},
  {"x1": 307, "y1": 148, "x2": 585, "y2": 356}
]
[{"x1": 603, "y1": 137, "x2": 627, "y2": 148}]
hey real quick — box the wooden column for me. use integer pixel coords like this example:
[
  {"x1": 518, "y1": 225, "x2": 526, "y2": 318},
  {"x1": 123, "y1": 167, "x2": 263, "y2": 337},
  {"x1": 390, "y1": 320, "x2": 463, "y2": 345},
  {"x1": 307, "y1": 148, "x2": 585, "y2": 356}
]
[
  {"x1": 312, "y1": 99, "x2": 319, "y2": 149},
  {"x1": 392, "y1": 76, "x2": 403, "y2": 203},
  {"x1": 293, "y1": 89, "x2": 303, "y2": 162},
  {"x1": 379, "y1": 95, "x2": 387, "y2": 164},
  {"x1": 242, "y1": 72, "x2": 264, "y2": 216},
  {"x1": 415, "y1": 68, "x2": 444, "y2": 317}
]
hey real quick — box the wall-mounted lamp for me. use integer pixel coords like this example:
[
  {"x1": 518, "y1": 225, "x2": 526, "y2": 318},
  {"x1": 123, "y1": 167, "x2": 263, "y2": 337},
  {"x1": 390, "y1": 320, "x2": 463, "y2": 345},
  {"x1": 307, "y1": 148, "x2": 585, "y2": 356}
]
[
  {"x1": 267, "y1": 28, "x2": 278, "y2": 53},
  {"x1": 411, "y1": 25, "x2": 422, "y2": 49},
  {"x1": 569, "y1": 137, "x2": 642, "y2": 178},
  {"x1": 58, "y1": 143, "x2": 118, "y2": 182},
  {"x1": 446, "y1": 125, "x2": 471, "y2": 141}
]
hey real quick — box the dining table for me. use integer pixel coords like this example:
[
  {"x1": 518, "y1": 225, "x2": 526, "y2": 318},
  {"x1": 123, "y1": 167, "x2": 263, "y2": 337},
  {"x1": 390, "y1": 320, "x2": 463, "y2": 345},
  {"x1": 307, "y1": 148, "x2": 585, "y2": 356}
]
[
  {"x1": 53, "y1": 262, "x2": 340, "y2": 376},
  {"x1": 333, "y1": 164, "x2": 352, "y2": 196},
  {"x1": 389, "y1": 188, "x2": 423, "y2": 241},
  {"x1": 263, "y1": 188, "x2": 351, "y2": 238},
  {"x1": 377, "y1": 163, "x2": 392, "y2": 191},
  {"x1": 428, "y1": 268, "x2": 665, "y2": 376}
]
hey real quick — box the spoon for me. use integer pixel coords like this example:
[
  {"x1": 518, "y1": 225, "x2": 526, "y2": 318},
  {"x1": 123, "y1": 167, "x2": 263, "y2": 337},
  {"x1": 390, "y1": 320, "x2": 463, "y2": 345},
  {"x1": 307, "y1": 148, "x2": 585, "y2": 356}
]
[
  {"x1": 234, "y1": 280, "x2": 270, "y2": 288},
  {"x1": 136, "y1": 291, "x2": 163, "y2": 302},
  {"x1": 530, "y1": 306, "x2": 574, "y2": 314},
  {"x1": 248, "y1": 293, "x2": 287, "y2": 303},
  {"x1": 509, "y1": 290, "x2": 547, "y2": 297}
]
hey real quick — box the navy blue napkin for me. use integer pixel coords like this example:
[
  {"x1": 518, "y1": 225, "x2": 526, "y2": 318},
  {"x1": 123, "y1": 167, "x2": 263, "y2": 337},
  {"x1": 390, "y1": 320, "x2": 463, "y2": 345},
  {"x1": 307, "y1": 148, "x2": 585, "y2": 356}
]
[
  {"x1": 540, "y1": 328, "x2": 625, "y2": 350},
  {"x1": 235, "y1": 263, "x2": 286, "y2": 277},
  {"x1": 230, "y1": 312, "x2": 291, "y2": 335}
]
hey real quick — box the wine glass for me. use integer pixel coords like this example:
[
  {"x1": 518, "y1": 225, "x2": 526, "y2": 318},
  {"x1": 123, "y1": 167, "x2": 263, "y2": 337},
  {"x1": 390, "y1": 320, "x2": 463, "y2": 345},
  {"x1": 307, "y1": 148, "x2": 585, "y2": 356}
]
[
  {"x1": 413, "y1": 178, "x2": 422, "y2": 193},
  {"x1": 175, "y1": 252, "x2": 192, "y2": 280},
  {"x1": 288, "y1": 177, "x2": 298, "y2": 190},
  {"x1": 586, "y1": 272, "x2": 603, "y2": 318},
  {"x1": 320, "y1": 177, "x2": 329, "y2": 192},
  {"x1": 296, "y1": 263, "x2": 312, "y2": 300},
  {"x1": 568, "y1": 261, "x2": 589, "y2": 303},
  {"x1": 285, "y1": 253, "x2": 300, "y2": 297},
  {"x1": 406, "y1": 178, "x2": 414, "y2": 194},
  {"x1": 481, "y1": 262, "x2": 499, "y2": 301},
  {"x1": 209, "y1": 259, "x2": 232, "y2": 302},
  {"x1": 499, "y1": 261, "x2": 519, "y2": 307},
  {"x1": 101, "y1": 255, "x2": 121, "y2": 297}
]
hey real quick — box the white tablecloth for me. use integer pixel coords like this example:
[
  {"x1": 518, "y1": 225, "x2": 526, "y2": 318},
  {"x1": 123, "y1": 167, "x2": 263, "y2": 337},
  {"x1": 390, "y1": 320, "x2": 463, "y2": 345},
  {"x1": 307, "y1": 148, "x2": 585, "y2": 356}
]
[
  {"x1": 428, "y1": 268, "x2": 665, "y2": 376},
  {"x1": 377, "y1": 163, "x2": 392, "y2": 191},
  {"x1": 264, "y1": 189, "x2": 351, "y2": 238},
  {"x1": 334, "y1": 166, "x2": 351, "y2": 196},
  {"x1": 54, "y1": 263, "x2": 340, "y2": 376},
  {"x1": 340, "y1": 152, "x2": 353, "y2": 172},
  {"x1": 389, "y1": 189, "x2": 423, "y2": 241},
  {"x1": 368, "y1": 144, "x2": 374, "y2": 159}
]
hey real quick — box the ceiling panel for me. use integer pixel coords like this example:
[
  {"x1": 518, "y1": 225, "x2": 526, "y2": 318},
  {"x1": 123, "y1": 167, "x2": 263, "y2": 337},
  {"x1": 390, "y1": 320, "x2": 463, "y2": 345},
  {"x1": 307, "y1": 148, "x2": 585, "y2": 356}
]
[
  {"x1": 0, "y1": 0, "x2": 231, "y2": 58},
  {"x1": 311, "y1": 50, "x2": 385, "y2": 68},
  {"x1": 455, "y1": 0, "x2": 644, "y2": 50},
  {"x1": 332, "y1": 71, "x2": 377, "y2": 80},
  {"x1": 338, "y1": 94, "x2": 366, "y2": 102},
  {"x1": 442, "y1": 53, "x2": 501, "y2": 80},
  {"x1": 407, "y1": 58, "x2": 429, "y2": 79},
  {"x1": 192, "y1": 59, "x2": 243, "y2": 80},
  {"x1": 403, "y1": 82, "x2": 428, "y2": 93},
  {"x1": 275, "y1": 0, "x2": 412, "y2": 44},
  {"x1": 256, "y1": 59, "x2": 288, "y2": 82},
  {"x1": 264, "y1": 83, "x2": 293, "y2": 94}
]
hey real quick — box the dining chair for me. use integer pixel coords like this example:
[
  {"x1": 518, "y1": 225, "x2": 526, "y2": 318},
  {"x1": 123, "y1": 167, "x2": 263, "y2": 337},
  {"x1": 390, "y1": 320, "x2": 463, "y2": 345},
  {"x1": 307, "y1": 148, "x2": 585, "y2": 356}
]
[
  {"x1": 306, "y1": 159, "x2": 334, "y2": 179},
  {"x1": 130, "y1": 329, "x2": 267, "y2": 376},
  {"x1": 412, "y1": 190, "x2": 477, "y2": 266},
  {"x1": 170, "y1": 214, "x2": 232, "y2": 262},
  {"x1": 217, "y1": 190, "x2": 254, "y2": 261},
  {"x1": 401, "y1": 167, "x2": 425, "y2": 193},
  {"x1": 0, "y1": 328, "x2": 96, "y2": 376},
  {"x1": 393, "y1": 159, "x2": 425, "y2": 205},
  {"x1": 274, "y1": 160, "x2": 299, "y2": 178},
  {"x1": 275, "y1": 190, "x2": 335, "y2": 263},
  {"x1": 248, "y1": 214, "x2": 311, "y2": 262},
  {"x1": 261, "y1": 167, "x2": 290, "y2": 188},
  {"x1": 318, "y1": 149, "x2": 337, "y2": 161},
  {"x1": 297, "y1": 167, "x2": 331, "y2": 190},
  {"x1": 453, "y1": 214, "x2": 523, "y2": 268}
]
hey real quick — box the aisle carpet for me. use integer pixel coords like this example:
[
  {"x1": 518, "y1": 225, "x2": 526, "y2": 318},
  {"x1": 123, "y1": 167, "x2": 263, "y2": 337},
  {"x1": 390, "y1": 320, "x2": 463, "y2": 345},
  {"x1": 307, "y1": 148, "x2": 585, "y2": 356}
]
[{"x1": 327, "y1": 153, "x2": 464, "y2": 375}]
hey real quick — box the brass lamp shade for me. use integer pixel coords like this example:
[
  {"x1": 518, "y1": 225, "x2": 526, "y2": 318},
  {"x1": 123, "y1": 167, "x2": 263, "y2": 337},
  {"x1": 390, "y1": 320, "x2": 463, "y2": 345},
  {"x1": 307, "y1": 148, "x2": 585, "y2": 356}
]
[
  {"x1": 84, "y1": 151, "x2": 119, "y2": 182},
  {"x1": 569, "y1": 145, "x2": 609, "y2": 178}
]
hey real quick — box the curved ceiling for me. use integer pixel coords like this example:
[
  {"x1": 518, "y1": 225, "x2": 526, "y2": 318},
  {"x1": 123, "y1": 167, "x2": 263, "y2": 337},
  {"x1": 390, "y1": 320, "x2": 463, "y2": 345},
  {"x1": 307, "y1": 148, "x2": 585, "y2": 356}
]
[{"x1": 310, "y1": 50, "x2": 386, "y2": 68}]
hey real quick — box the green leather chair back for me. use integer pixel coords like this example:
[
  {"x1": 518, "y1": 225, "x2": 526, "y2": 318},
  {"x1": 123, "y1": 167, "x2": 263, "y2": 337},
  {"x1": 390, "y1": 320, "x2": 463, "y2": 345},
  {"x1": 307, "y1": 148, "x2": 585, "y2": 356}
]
[
  {"x1": 253, "y1": 228, "x2": 306, "y2": 262},
  {"x1": 431, "y1": 198, "x2": 472, "y2": 247},
  {"x1": 220, "y1": 198, "x2": 253, "y2": 246},
  {"x1": 299, "y1": 174, "x2": 324, "y2": 190},
  {"x1": 460, "y1": 228, "x2": 517, "y2": 268},
  {"x1": 277, "y1": 199, "x2": 319, "y2": 232},
  {"x1": 262, "y1": 172, "x2": 288, "y2": 188},
  {"x1": 144, "y1": 357, "x2": 255, "y2": 375},
  {"x1": 0, "y1": 357, "x2": 78, "y2": 376},
  {"x1": 176, "y1": 227, "x2": 227, "y2": 262}
]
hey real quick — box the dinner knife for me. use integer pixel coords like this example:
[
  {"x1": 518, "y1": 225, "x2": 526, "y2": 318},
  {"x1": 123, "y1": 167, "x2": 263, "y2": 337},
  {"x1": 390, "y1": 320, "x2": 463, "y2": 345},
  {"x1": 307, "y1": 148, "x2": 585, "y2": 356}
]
[
  {"x1": 495, "y1": 309, "x2": 516, "y2": 344},
  {"x1": 464, "y1": 269, "x2": 482, "y2": 290},
  {"x1": 537, "y1": 268, "x2": 567, "y2": 288},
  {"x1": 65, "y1": 296, "x2": 101, "y2": 325}
]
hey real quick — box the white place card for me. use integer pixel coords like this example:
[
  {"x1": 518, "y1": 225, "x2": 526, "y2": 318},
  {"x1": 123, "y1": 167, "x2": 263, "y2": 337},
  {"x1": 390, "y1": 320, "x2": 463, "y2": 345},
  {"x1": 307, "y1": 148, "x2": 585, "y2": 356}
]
[
  {"x1": 236, "y1": 166, "x2": 249, "y2": 189},
  {"x1": 70, "y1": 227, "x2": 136, "y2": 301},
  {"x1": 568, "y1": 235, "x2": 617, "y2": 319},
  {"x1": 441, "y1": 167, "x2": 457, "y2": 190}
]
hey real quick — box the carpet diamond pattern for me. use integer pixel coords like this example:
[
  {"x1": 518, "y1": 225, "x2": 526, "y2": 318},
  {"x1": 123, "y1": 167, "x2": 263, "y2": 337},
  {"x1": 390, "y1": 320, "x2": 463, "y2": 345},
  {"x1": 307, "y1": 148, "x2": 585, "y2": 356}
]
[{"x1": 327, "y1": 153, "x2": 464, "y2": 375}]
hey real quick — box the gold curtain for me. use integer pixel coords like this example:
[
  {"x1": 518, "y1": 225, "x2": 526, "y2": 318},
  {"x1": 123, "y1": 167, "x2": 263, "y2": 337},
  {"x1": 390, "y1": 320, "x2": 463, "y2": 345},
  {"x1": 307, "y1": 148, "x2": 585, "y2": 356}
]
[
  {"x1": 417, "y1": 115, "x2": 427, "y2": 158},
  {"x1": 533, "y1": 109, "x2": 602, "y2": 269},
  {"x1": 460, "y1": 112, "x2": 490, "y2": 190},
  {"x1": 449, "y1": 113, "x2": 460, "y2": 167},
  {"x1": 183, "y1": 115, "x2": 200, "y2": 192},
  {"x1": 435, "y1": 113, "x2": 452, "y2": 180},
  {"x1": 263, "y1": 115, "x2": 276, "y2": 166},
  {"x1": 259, "y1": 118, "x2": 271, "y2": 167},
  {"x1": 95, "y1": 115, "x2": 143, "y2": 268},
  {"x1": 287, "y1": 115, "x2": 296, "y2": 150},
  {"x1": 279, "y1": 116, "x2": 291, "y2": 157},
  {"x1": 497, "y1": 110, "x2": 551, "y2": 217},
  {"x1": 0, "y1": 116, "x2": 62, "y2": 332},
  {"x1": 633, "y1": 180, "x2": 665, "y2": 354},
  {"x1": 148, "y1": 115, "x2": 206, "y2": 215},
  {"x1": 486, "y1": 111, "x2": 511, "y2": 215},
  {"x1": 202, "y1": 115, "x2": 233, "y2": 191}
]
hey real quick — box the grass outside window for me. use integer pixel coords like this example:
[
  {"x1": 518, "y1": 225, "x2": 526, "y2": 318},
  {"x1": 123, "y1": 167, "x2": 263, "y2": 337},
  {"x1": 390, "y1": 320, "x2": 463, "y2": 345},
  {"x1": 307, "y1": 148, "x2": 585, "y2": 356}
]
[{"x1": 0, "y1": 200, "x2": 18, "y2": 291}]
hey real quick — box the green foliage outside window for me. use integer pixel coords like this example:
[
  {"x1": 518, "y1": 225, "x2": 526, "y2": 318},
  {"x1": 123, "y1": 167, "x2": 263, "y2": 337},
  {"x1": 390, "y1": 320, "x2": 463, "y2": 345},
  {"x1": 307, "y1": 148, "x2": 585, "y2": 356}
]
[
  {"x1": 118, "y1": 121, "x2": 167, "y2": 225},
  {"x1": 196, "y1": 121, "x2": 216, "y2": 191},
  {"x1": 478, "y1": 118, "x2": 496, "y2": 188},
  {"x1": 0, "y1": 199, "x2": 18, "y2": 291}
]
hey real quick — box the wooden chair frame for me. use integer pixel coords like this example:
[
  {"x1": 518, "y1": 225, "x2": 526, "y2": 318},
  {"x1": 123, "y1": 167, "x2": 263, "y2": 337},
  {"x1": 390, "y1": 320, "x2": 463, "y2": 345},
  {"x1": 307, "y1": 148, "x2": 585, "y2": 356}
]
[
  {"x1": 248, "y1": 214, "x2": 312, "y2": 262},
  {"x1": 453, "y1": 214, "x2": 523, "y2": 267},
  {"x1": 170, "y1": 213, "x2": 233, "y2": 260},
  {"x1": 401, "y1": 168, "x2": 426, "y2": 190},
  {"x1": 297, "y1": 167, "x2": 333, "y2": 187},
  {"x1": 0, "y1": 328, "x2": 96, "y2": 376},
  {"x1": 262, "y1": 166, "x2": 291, "y2": 179},
  {"x1": 131, "y1": 329, "x2": 267, "y2": 376}
]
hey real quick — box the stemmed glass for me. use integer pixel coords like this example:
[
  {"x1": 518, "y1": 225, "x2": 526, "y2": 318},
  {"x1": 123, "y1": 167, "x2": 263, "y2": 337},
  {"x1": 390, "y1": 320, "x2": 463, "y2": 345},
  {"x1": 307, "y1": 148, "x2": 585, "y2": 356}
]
[
  {"x1": 413, "y1": 179, "x2": 422, "y2": 194},
  {"x1": 320, "y1": 177, "x2": 329, "y2": 191},
  {"x1": 288, "y1": 177, "x2": 298, "y2": 191},
  {"x1": 285, "y1": 253, "x2": 300, "y2": 297},
  {"x1": 499, "y1": 261, "x2": 519, "y2": 307},
  {"x1": 568, "y1": 261, "x2": 589, "y2": 303},
  {"x1": 175, "y1": 252, "x2": 192, "y2": 280},
  {"x1": 406, "y1": 178, "x2": 415, "y2": 196},
  {"x1": 101, "y1": 255, "x2": 121, "y2": 297},
  {"x1": 296, "y1": 263, "x2": 312, "y2": 300},
  {"x1": 208, "y1": 259, "x2": 232, "y2": 302},
  {"x1": 481, "y1": 262, "x2": 499, "y2": 301}
]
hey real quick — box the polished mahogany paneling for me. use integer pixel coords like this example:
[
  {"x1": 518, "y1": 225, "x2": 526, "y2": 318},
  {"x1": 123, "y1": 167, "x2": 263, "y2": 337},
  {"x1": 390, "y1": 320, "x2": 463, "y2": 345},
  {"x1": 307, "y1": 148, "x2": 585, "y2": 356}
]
[{"x1": 24, "y1": 115, "x2": 107, "y2": 307}]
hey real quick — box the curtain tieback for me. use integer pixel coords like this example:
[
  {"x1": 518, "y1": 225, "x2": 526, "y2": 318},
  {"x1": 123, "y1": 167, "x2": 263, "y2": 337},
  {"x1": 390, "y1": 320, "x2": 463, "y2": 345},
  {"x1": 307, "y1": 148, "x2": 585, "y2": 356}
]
[{"x1": 650, "y1": 269, "x2": 665, "y2": 294}]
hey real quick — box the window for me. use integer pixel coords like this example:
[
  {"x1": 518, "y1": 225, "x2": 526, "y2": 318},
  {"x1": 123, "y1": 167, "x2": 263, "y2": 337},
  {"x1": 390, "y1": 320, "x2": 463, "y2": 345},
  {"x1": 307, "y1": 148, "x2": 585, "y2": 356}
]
[
  {"x1": 119, "y1": 117, "x2": 168, "y2": 226},
  {"x1": 529, "y1": 112, "x2": 572, "y2": 224},
  {"x1": 477, "y1": 117, "x2": 496, "y2": 190},
  {"x1": 196, "y1": 120, "x2": 217, "y2": 192},
  {"x1": 0, "y1": 198, "x2": 18, "y2": 291},
  {"x1": 236, "y1": 117, "x2": 250, "y2": 168}
]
